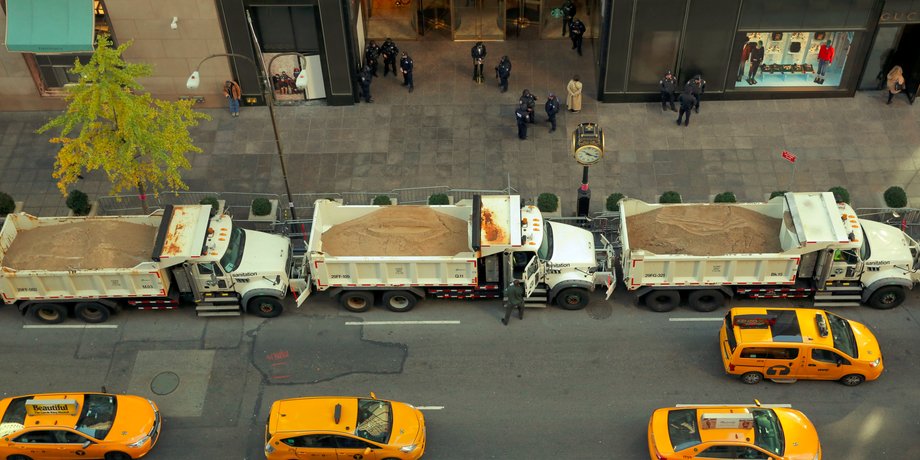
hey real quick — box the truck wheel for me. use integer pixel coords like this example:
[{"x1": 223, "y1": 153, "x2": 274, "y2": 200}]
[
  {"x1": 76, "y1": 302, "x2": 111, "y2": 323},
  {"x1": 30, "y1": 303, "x2": 67, "y2": 324},
  {"x1": 740, "y1": 371, "x2": 763, "y2": 385},
  {"x1": 555, "y1": 288, "x2": 590, "y2": 310},
  {"x1": 341, "y1": 292, "x2": 374, "y2": 312},
  {"x1": 247, "y1": 297, "x2": 283, "y2": 318},
  {"x1": 382, "y1": 291, "x2": 417, "y2": 312},
  {"x1": 645, "y1": 291, "x2": 680, "y2": 312},
  {"x1": 688, "y1": 289, "x2": 726, "y2": 312},
  {"x1": 867, "y1": 286, "x2": 905, "y2": 309},
  {"x1": 839, "y1": 374, "x2": 865, "y2": 386}
]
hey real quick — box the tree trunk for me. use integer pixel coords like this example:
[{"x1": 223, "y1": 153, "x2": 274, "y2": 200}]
[{"x1": 138, "y1": 182, "x2": 148, "y2": 214}]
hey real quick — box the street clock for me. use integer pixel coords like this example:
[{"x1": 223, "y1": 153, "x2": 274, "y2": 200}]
[{"x1": 571, "y1": 123, "x2": 605, "y2": 166}]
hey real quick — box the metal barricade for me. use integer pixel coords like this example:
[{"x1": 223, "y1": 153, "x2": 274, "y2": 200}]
[{"x1": 393, "y1": 186, "x2": 450, "y2": 204}]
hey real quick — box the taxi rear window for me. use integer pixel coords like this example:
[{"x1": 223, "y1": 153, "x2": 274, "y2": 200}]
[
  {"x1": 667, "y1": 409, "x2": 701, "y2": 451},
  {"x1": 724, "y1": 314, "x2": 737, "y2": 352},
  {"x1": 75, "y1": 395, "x2": 117, "y2": 440},
  {"x1": 0, "y1": 396, "x2": 30, "y2": 437}
]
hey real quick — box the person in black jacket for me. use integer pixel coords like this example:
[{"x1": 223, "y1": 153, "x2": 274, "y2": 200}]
[
  {"x1": 496, "y1": 56, "x2": 512, "y2": 93},
  {"x1": 399, "y1": 52, "x2": 414, "y2": 92},
  {"x1": 562, "y1": 0, "x2": 576, "y2": 37},
  {"x1": 380, "y1": 38, "x2": 399, "y2": 77},
  {"x1": 747, "y1": 41, "x2": 764, "y2": 85},
  {"x1": 358, "y1": 66, "x2": 373, "y2": 103},
  {"x1": 685, "y1": 74, "x2": 706, "y2": 113},
  {"x1": 364, "y1": 40, "x2": 380, "y2": 78},
  {"x1": 471, "y1": 41, "x2": 487, "y2": 83},
  {"x1": 676, "y1": 89, "x2": 695, "y2": 127},
  {"x1": 515, "y1": 105, "x2": 528, "y2": 140},
  {"x1": 659, "y1": 70, "x2": 677, "y2": 112},
  {"x1": 569, "y1": 18, "x2": 586, "y2": 56},
  {"x1": 519, "y1": 89, "x2": 537, "y2": 123},
  {"x1": 545, "y1": 93, "x2": 560, "y2": 132}
]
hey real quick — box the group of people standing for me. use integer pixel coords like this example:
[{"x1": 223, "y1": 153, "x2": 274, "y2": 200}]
[
  {"x1": 515, "y1": 76, "x2": 583, "y2": 140},
  {"x1": 561, "y1": 0, "x2": 587, "y2": 56},
  {"x1": 659, "y1": 71, "x2": 706, "y2": 126},
  {"x1": 359, "y1": 38, "x2": 414, "y2": 103}
]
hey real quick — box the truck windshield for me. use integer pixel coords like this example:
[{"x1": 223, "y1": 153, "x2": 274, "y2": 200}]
[
  {"x1": 537, "y1": 222, "x2": 554, "y2": 260},
  {"x1": 220, "y1": 227, "x2": 246, "y2": 273},
  {"x1": 355, "y1": 399, "x2": 392, "y2": 444},
  {"x1": 826, "y1": 312, "x2": 858, "y2": 358},
  {"x1": 74, "y1": 394, "x2": 117, "y2": 440},
  {"x1": 752, "y1": 409, "x2": 784, "y2": 456}
]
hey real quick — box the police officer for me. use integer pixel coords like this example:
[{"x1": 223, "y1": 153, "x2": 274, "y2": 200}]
[
  {"x1": 676, "y1": 89, "x2": 695, "y2": 127},
  {"x1": 364, "y1": 40, "x2": 380, "y2": 78},
  {"x1": 471, "y1": 41, "x2": 487, "y2": 83},
  {"x1": 399, "y1": 52, "x2": 414, "y2": 92},
  {"x1": 515, "y1": 105, "x2": 528, "y2": 140},
  {"x1": 562, "y1": 0, "x2": 576, "y2": 37},
  {"x1": 496, "y1": 56, "x2": 512, "y2": 93},
  {"x1": 520, "y1": 89, "x2": 537, "y2": 123},
  {"x1": 502, "y1": 279, "x2": 525, "y2": 325},
  {"x1": 569, "y1": 17, "x2": 586, "y2": 56},
  {"x1": 659, "y1": 70, "x2": 677, "y2": 112},
  {"x1": 685, "y1": 74, "x2": 706, "y2": 113},
  {"x1": 545, "y1": 93, "x2": 560, "y2": 133},
  {"x1": 380, "y1": 38, "x2": 399, "y2": 77},
  {"x1": 358, "y1": 65, "x2": 373, "y2": 103}
]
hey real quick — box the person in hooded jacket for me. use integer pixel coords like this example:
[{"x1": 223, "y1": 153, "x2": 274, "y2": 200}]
[{"x1": 520, "y1": 89, "x2": 537, "y2": 123}]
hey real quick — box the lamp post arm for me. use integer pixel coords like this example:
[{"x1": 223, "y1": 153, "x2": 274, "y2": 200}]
[{"x1": 193, "y1": 53, "x2": 258, "y2": 73}]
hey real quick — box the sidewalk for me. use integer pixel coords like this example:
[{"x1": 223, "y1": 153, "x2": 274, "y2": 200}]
[{"x1": 2, "y1": 39, "x2": 919, "y2": 217}]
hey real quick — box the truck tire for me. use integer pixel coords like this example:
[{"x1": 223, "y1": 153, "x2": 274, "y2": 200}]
[
  {"x1": 645, "y1": 291, "x2": 680, "y2": 312},
  {"x1": 76, "y1": 302, "x2": 111, "y2": 323},
  {"x1": 687, "y1": 289, "x2": 726, "y2": 312},
  {"x1": 29, "y1": 303, "x2": 67, "y2": 324},
  {"x1": 867, "y1": 285, "x2": 905, "y2": 309},
  {"x1": 382, "y1": 291, "x2": 418, "y2": 312},
  {"x1": 341, "y1": 291, "x2": 374, "y2": 312},
  {"x1": 247, "y1": 297, "x2": 283, "y2": 318},
  {"x1": 555, "y1": 288, "x2": 590, "y2": 310}
]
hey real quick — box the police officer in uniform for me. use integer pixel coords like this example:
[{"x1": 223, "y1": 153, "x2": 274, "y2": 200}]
[
  {"x1": 685, "y1": 74, "x2": 706, "y2": 113},
  {"x1": 515, "y1": 105, "x2": 528, "y2": 140},
  {"x1": 562, "y1": 0, "x2": 576, "y2": 37},
  {"x1": 519, "y1": 89, "x2": 537, "y2": 124},
  {"x1": 659, "y1": 70, "x2": 677, "y2": 112},
  {"x1": 399, "y1": 52, "x2": 414, "y2": 92},
  {"x1": 677, "y1": 89, "x2": 695, "y2": 127},
  {"x1": 380, "y1": 38, "x2": 399, "y2": 77},
  {"x1": 502, "y1": 279, "x2": 525, "y2": 325},
  {"x1": 364, "y1": 40, "x2": 380, "y2": 78},
  {"x1": 471, "y1": 41, "x2": 487, "y2": 83},
  {"x1": 569, "y1": 17, "x2": 586, "y2": 56},
  {"x1": 496, "y1": 56, "x2": 512, "y2": 93},
  {"x1": 358, "y1": 65, "x2": 373, "y2": 103},
  {"x1": 545, "y1": 93, "x2": 560, "y2": 133}
]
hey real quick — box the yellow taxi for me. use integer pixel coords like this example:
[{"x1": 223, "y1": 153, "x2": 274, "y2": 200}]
[
  {"x1": 720, "y1": 307, "x2": 883, "y2": 386},
  {"x1": 648, "y1": 402, "x2": 822, "y2": 460},
  {"x1": 264, "y1": 393, "x2": 425, "y2": 460},
  {"x1": 0, "y1": 392, "x2": 161, "y2": 460}
]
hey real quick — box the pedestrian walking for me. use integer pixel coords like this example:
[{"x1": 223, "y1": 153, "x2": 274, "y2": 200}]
[
  {"x1": 223, "y1": 80, "x2": 241, "y2": 117},
  {"x1": 676, "y1": 89, "x2": 695, "y2": 127},
  {"x1": 747, "y1": 41, "x2": 764, "y2": 85},
  {"x1": 471, "y1": 41, "x2": 487, "y2": 83},
  {"x1": 886, "y1": 65, "x2": 914, "y2": 105},
  {"x1": 399, "y1": 52, "x2": 414, "y2": 92},
  {"x1": 380, "y1": 38, "x2": 399, "y2": 77},
  {"x1": 496, "y1": 55, "x2": 512, "y2": 93},
  {"x1": 365, "y1": 40, "x2": 380, "y2": 77},
  {"x1": 561, "y1": 0, "x2": 576, "y2": 37},
  {"x1": 659, "y1": 70, "x2": 677, "y2": 112},
  {"x1": 515, "y1": 105, "x2": 528, "y2": 140},
  {"x1": 502, "y1": 279, "x2": 525, "y2": 325},
  {"x1": 566, "y1": 75, "x2": 583, "y2": 112},
  {"x1": 685, "y1": 74, "x2": 706, "y2": 113},
  {"x1": 519, "y1": 89, "x2": 537, "y2": 123},
  {"x1": 358, "y1": 66, "x2": 373, "y2": 103},
  {"x1": 545, "y1": 93, "x2": 560, "y2": 132},
  {"x1": 569, "y1": 18, "x2": 586, "y2": 56}
]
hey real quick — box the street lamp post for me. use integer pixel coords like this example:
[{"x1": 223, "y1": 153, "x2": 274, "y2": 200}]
[{"x1": 186, "y1": 53, "x2": 306, "y2": 223}]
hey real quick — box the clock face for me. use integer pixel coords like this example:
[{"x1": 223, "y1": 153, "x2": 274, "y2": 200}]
[{"x1": 575, "y1": 145, "x2": 603, "y2": 165}]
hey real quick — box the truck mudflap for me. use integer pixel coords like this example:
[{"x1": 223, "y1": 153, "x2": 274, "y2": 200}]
[
  {"x1": 290, "y1": 275, "x2": 312, "y2": 308},
  {"x1": 594, "y1": 272, "x2": 616, "y2": 300}
]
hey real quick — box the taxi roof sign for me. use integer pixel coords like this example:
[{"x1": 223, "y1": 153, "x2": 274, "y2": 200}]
[
  {"x1": 25, "y1": 398, "x2": 79, "y2": 416},
  {"x1": 733, "y1": 314, "x2": 776, "y2": 328},
  {"x1": 700, "y1": 413, "x2": 754, "y2": 430}
]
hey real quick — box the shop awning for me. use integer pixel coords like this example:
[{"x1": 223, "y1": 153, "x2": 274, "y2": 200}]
[{"x1": 5, "y1": 0, "x2": 95, "y2": 53}]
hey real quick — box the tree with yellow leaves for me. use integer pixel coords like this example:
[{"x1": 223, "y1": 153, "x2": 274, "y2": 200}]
[{"x1": 37, "y1": 35, "x2": 210, "y2": 212}]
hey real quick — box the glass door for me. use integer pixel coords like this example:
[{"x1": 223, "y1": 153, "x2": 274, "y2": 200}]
[
  {"x1": 419, "y1": 0, "x2": 452, "y2": 38},
  {"x1": 506, "y1": 0, "x2": 541, "y2": 39},
  {"x1": 453, "y1": 0, "x2": 505, "y2": 40}
]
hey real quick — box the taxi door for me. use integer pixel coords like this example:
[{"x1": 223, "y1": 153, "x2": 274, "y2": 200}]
[
  {"x1": 8, "y1": 430, "x2": 60, "y2": 459},
  {"x1": 334, "y1": 436, "x2": 377, "y2": 460},
  {"x1": 54, "y1": 430, "x2": 108, "y2": 459},
  {"x1": 291, "y1": 434, "x2": 336, "y2": 459},
  {"x1": 803, "y1": 347, "x2": 852, "y2": 380}
]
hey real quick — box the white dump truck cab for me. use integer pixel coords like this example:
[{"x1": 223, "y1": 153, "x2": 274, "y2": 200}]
[{"x1": 849, "y1": 219, "x2": 919, "y2": 308}]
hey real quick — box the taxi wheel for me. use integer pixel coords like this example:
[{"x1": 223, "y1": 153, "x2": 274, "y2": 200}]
[
  {"x1": 840, "y1": 374, "x2": 865, "y2": 386},
  {"x1": 741, "y1": 371, "x2": 763, "y2": 385},
  {"x1": 29, "y1": 303, "x2": 67, "y2": 324},
  {"x1": 382, "y1": 291, "x2": 418, "y2": 312},
  {"x1": 8, "y1": 454, "x2": 34, "y2": 460},
  {"x1": 341, "y1": 291, "x2": 374, "y2": 312},
  {"x1": 687, "y1": 289, "x2": 725, "y2": 312},
  {"x1": 104, "y1": 452, "x2": 132, "y2": 460},
  {"x1": 645, "y1": 291, "x2": 680, "y2": 312}
]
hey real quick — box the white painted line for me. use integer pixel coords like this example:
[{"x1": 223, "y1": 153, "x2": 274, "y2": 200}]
[
  {"x1": 668, "y1": 318, "x2": 724, "y2": 322},
  {"x1": 415, "y1": 406, "x2": 444, "y2": 410},
  {"x1": 345, "y1": 321, "x2": 461, "y2": 326},
  {"x1": 23, "y1": 324, "x2": 119, "y2": 329}
]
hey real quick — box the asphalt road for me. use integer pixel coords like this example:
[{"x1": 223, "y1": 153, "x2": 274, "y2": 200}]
[{"x1": 1, "y1": 288, "x2": 918, "y2": 460}]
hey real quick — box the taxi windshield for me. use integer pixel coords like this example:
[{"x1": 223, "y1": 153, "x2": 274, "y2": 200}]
[
  {"x1": 219, "y1": 227, "x2": 246, "y2": 273},
  {"x1": 355, "y1": 399, "x2": 392, "y2": 444},
  {"x1": 75, "y1": 394, "x2": 117, "y2": 440},
  {"x1": 826, "y1": 312, "x2": 858, "y2": 358},
  {"x1": 752, "y1": 409, "x2": 785, "y2": 456},
  {"x1": 666, "y1": 409, "x2": 701, "y2": 451},
  {"x1": 537, "y1": 222, "x2": 554, "y2": 260}
]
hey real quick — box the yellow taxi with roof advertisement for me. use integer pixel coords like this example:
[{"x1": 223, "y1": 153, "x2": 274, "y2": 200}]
[
  {"x1": 720, "y1": 307, "x2": 883, "y2": 386},
  {"x1": 647, "y1": 402, "x2": 822, "y2": 460},
  {"x1": 264, "y1": 393, "x2": 425, "y2": 460},
  {"x1": 0, "y1": 392, "x2": 160, "y2": 460}
]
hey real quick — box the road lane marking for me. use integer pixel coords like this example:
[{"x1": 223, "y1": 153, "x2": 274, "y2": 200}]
[
  {"x1": 416, "y1": 406, "x2": 444, "y2": 410},
  {"x1": 23, "y1": 324, "x2": 119, "y2": 329},
  {"x1": 345, "y1": 321, "x2": 461, "y2": 326},
  {"x1": 668, "y1": 318, "x2": 723, "y2": 322}
]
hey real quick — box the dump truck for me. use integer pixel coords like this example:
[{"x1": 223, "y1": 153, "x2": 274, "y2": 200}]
[
  {"x1": 613, "y1": 191, "x2": 920, "y2": 312},
  {"x1": 292, "y1": 195, "x2": 615, "y2": 312},
  {"x1": 1, "y1": 205, "x2": 292, "y2": 323}
]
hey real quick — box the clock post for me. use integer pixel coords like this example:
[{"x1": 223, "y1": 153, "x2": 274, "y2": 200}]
[{"x1": 571, "y1": 123, "x2": 605, "y2": 217}]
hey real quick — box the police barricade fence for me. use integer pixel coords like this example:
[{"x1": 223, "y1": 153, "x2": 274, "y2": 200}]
[{"x1": 856, "y1": 207, "x2": 920, "y2": 242}]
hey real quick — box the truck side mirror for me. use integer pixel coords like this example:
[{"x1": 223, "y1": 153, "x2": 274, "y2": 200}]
[{"x1": 210, "y1": 272, "x2": 217, "y2": 283}]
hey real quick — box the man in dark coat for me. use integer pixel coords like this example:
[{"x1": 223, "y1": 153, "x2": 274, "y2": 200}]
[
  {"x1": 569, "y1": 18, "x2": 586, "y2": 56},
  {"x1": 520, "y1": 89, "x2": 537, "y2": 123},
  {"x1": 496, "y1": 56, "x2": 512, "y2": 93},
  {"x1": 364, "y1": 40, "x2": 380, "y2": 78},
  {"x1": 685, "y1": 74, "x2": 706, "y2": 113},
  {"x1": 502, "y1": 279, "x2": 525, "y2": 325},
  {"x1": 399, "y1": 52, "x2": 414, "y2": 92},
  {"x1": 562, "y1": 0, "x2": 576, "y2": 37},
  {"x1": 515, "y1": 105, "x2": 528, "y2": 140},
  {"x1": 676, "y1": 89, "x2": 696, "y2": 127},
  {"x1": 471, "y1": 41, "x2": 487, "y2": 83},
  {"x1": 545, "y1": 93, "x2": 560, "y2": 132},
  {"x1": 380, "y1": 38, "x2": 399, "y2": 77},
  {"x1": 659, "y1": 70, "x2": 677, "y2": 112},
  {"x1": 358, "y1": 66, "x2": 373, "y2": 103}
]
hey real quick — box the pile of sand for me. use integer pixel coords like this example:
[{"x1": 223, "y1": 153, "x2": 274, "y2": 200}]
[
  {"x1": 3, "y1": 221, "x2": 158, "y2": 270},
  {"x1": 321, "y1": 207, "x2": 470, "y2": 256},
  {"x1": 626, "y1": 205, "x2": 782, "y2": 256}
]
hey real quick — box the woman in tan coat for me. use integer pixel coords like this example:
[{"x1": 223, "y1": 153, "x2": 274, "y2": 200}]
[
  {"x1": 566, "y1": 75, "x2": 583, "y2": 112},
  {"x1": 886, "y1": 65, "x2": 914, "y2": 105}
]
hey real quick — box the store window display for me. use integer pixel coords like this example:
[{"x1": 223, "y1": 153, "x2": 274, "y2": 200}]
[{"x1": 734, "y1": 31, "x2": 853, "y2": 88}]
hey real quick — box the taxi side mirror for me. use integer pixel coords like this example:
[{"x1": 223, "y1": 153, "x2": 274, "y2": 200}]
[
  {"x1": 82, "y1": 441, "x2": 91, "y2": 448},
  {"x1": 835, "y1": 359, "x2": 843, "y2": 367},
  {"x1": 364, "y1": 447, "x2": 372, "y2": 455}
]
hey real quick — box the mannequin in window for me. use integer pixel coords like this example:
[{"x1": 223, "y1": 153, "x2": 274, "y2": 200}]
[
  {"x1": 747, "y1": 41, "x2": 764, "y2": 85},
  {"x1": 737, "y1": 38, "x2": 755, "y2": 82},
  {"x1": 816, "y1": 40, "x2": 834, "y2": 84}
]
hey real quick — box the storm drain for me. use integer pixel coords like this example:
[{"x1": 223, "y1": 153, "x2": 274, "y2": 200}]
[{"x1": 150, "y1": 371, "x2": 180, "y2": 395}]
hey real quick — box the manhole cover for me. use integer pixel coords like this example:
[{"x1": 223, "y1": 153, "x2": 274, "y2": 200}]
[{"x1": 151, "y1": 371, "x2": 180, "y2": 395}]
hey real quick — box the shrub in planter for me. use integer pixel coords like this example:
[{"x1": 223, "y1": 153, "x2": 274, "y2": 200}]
[
  {"x1": 251, "y1": 197, "x2": 273, "y2": 216},
  {"x1": 606, "y1": 193, "x2": 625, "y2": 211},
  {"x1": 537, "y1": 193, "x2": 559, "y2": 213},
  {"x1": 66, "y1": 190, "x2": 92, "y2": 216},
  {"x1": 200, "y1": 196, "x2": 220, "y2": 211},
  {"x1": 769, "y1": 190, "x2": 788, "y2": 199},
  {"x1": 659, "y1": 191, "x2": 682, "y2": 203},
  {"x1": 0, "y1": 192, "x2": 14, "y2": 215},
  {"x1": 714, "y1": 192, "x2": 737, "y2": 203},
  {"x1": 828, "y1": 186, "x2": 850, "y2": 204},
  {"x1": 428, "y1": 193, "x2": 450, "y2": 205},
  {"x1": 372, "y1": 195, "x2": 392, "y2": 205},
  {"x1": 884, "y1": 186, "x2": 908, "y2": 208}
]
